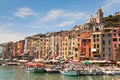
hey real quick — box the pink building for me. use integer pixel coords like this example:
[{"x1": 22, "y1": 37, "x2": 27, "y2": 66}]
[{"x1": 112, "y1": 27, "x2": 120, "y2": 60}]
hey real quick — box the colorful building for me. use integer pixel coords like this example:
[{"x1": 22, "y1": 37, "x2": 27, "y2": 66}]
[{"x1": 112, "y1": 27, "x2": 120, "y2": 60}]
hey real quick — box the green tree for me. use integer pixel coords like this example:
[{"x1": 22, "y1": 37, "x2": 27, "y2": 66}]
[{"x1": 116, "y1": 47, "x2": 120, "y2": 61}]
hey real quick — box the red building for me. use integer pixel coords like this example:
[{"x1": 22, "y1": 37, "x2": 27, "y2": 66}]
[
  {"x1": 80, "y1": 31, "x2": 91, "y2": 60},
  {"x1": 112, "y1": 27, "x2": 120, "y2": 60}
]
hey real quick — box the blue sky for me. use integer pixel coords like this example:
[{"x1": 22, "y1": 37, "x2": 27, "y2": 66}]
[{"x1": 0, "y1": 0, "x2": 120, "y2": 43}]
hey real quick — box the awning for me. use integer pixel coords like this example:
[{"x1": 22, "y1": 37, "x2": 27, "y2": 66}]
[
  {"x1": 49, "y1": 59, "x2": 59, "y2": 62},
  {"x1": 34, "y1": 59, "x2": 45, "y2": 62},
  {"x1": 91, "y1": 49, "x2": 97, "y2": 52},
  {"x1": 68, "y1": 55, "x2": 73, "y2": 58},
  {"x1": 82, "y1": 60, "x2": 92, "y2": 65},
  {"x1": 80, "y1": 56, "x2": 85, "y2": 58},
  {"x1": 89, "y1": 60, "x2": 111, "y2": 63}
]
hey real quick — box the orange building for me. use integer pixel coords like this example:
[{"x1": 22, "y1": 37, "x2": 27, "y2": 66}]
[
  {"x1": 80, "y1": 31, "x2": 91, "y2": 60},
  {"x1": 16, "y1": 40, "x2": 25, "y2": 57},
  {"x1": 12, "y1": 43, "x2": 17, "y2": 57}
]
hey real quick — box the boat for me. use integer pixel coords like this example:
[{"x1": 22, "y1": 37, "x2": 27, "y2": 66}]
[
  {"x1": 45, "y1": 64, "x2": 61, "y2": 73},
  {"x1": 24, "y1": 62, "x2": 46, "y2": 73},
  {"x1": 60, "y1": 64, "x2": 79, "y2": 76},
  {"x1": 114, "y1": 68, "x2": 120, "y2": 75},
  {"x1": 45, "y1": 68, "x2": 60, "y2": 73},
  {"x1": 79, "y1": 69, "x2": 89, "y2": 76},
  {"x1": 60, "y1": 69, "x2": 79, "y2": 76},
  {"x1": 89, "y1": 68, "x2": 97, "y2": 75},
  {"x1": 6, "y1": 62, "x2": 20, "y2": 66},
  {"x1": 103, "y1": 69, "x2": 115, "y2": 75},
  {"x1": 96, "y1": 68, "x2": 104, "y2": 75}
]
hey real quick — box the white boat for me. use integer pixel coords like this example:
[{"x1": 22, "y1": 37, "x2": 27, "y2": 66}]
[
  {"x1": 2, "y1": 63, "x2": 6, "y2": 66},
  {"x1": 24, "y1": 67, "x2": 35, "y2": 72},
  {"x1": 24, "y1": 62, "x2": 46, "y2": 73},
  {"x1": 60, "y1": 69, "x2": 79, "y2": 76},
  {"x1": 45, "y1": 68, "x2": 60, "y2": 73},
  {"x1": 24, "y1": 67, "x2": 46, "y2": 73},
  {"x1": 114, "y1": 68, "x2": 120, "y2": 75},
  {"x1": 89, "y1": 68, "x2": 97, "y2": 75},
  {"x1": 103, "y1": 69, "x2": 115, "y2": 75},
  {"x1": 96, "y1": 68, "x2": 104, "y2": 75},
  {"x1": 79, "y1": 70, "x2": 89, "y2": 75},
  {"x1": 6, "y1": 62, "x2": 20, "y2": 66}
]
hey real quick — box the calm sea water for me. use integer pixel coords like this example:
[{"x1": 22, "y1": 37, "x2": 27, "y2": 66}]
[{"x1": 0, "y1": 66, "x2": 120, "y2": 80}]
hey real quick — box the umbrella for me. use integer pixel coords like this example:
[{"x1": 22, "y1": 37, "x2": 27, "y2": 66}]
[
  {"x1": 34, "y1": 59, "x2": 44, "y2": 62},
  {"x1": 82, "y1": 60, "x2": 92, "y2": 65}
]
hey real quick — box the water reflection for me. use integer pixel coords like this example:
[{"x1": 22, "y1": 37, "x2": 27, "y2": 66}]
[{"x1": 0, "y1": 66, "x2": 120, "y2": 80}]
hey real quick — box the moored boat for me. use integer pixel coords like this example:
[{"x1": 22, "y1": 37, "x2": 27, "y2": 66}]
[
  {"x1": 60, "y1": 69, "x2": 79, "y2": 76},
  {"x1": 79, "y1": 69, "x2": 89, "y2": 76},
  {"x1": 24, "y1": 62, "x2": 46, "y2": 73}
]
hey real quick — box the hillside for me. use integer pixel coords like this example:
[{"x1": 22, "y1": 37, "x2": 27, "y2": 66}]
[{"x1": 104, "y1": 12, "x2": 120, "y2": 27}]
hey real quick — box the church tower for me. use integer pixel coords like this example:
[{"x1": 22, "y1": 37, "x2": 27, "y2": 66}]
[
  {"x1": 96, "y1": 7, "x2": 103, "y2": 23},
  {"x1": 88, "y1": 15, "x2": 96, "y2": 23}
]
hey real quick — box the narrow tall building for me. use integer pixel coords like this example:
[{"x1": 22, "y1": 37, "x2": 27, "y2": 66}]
[{"x1": 96, "y1": 7, "x2": 103, "y2": 23}]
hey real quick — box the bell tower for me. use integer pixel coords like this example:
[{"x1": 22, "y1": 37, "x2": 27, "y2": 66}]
[{"x1": 96, "y1": 7, "x2": 103, "y2": 23}]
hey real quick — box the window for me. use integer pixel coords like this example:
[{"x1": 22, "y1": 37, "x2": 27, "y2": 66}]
[
  {"x1": 108, "y1": 34, "x2": 111, "y2": 37},
  {"x1": 69, "y1": 47, "x2": 71, "y2": 50},
  {"x1": 103, "y1": 48, "x2": 105, "y2": 52},
  {"x1": 102, "y1": 34, "x2": 105, "y2": 37},
  {"x1": 114, "y1": 44, "x2": 117, "y2": 48},
  {"x1": 97, "y1": 39, "x2": 99, "y2": 41},
  {"x1": 97, "y1": 50, "x2": 99, "y2": 54},
  {"x1": 75, "y1": 54, "x2": 77, "y2": 57},
  {"x1": 113, "y1": 30, "x2": 116, "y2": 32},
  {"x1": 119, "y1": 44, "x2": 120, "y2": 47},
  {"x1": 102, "y1": 40, "x2": 105, "y2": 45},
  {"x1": 119, "y1": 38, "x2": 120, "y2": 41},
  {"x1": 84, "y1": 48, "x2": 86, "y2": 52},
  {"x1": 78, "y1": 34, "x2": 80, "y2": 37},
  {"x1": 94, "y1": 39, "x2": 96, "y2": 42},
  {"x1": 113, "y1": 38, "x2": 117, "y2": 42},
  {"x1": 84, "y1": 43, "x2": 86, "y2": 46},
  {"x1": 119, "y1": 33, "x2": 120, "y2": 36},
  {"x1": 103, "y1": 54, "x2": 105, "y2": 57},
  {"x1": 108, "y1": 48, "x2": 111, "y2": 51},
  {"x1": 78, "y1": 43, "x2": 80, "y2": 46},
  {"x1": 89, "y1": 48, "x2": 91, "y2": 51},
  {"x1": 97, "y1": 44, "x2": 99, "y2": 48},
  {"x1": 65, "y1": 48, "x2": 67, "y2": 50},
  {"x1": 114, "y1": 34, "x2": 116, "y2": 36},
  {"x1": 93, "y1": 35, "x2": 96, "y2": 38},
  {"x1": 97, "y1": 35, "x2": 99, "y2": 37},
  {"x1": 109, "y1": 40, "x2": 111, "y2": 45},
  {"x1": 94, "y1": 44, "x2": 96, "y2": 48},
  {"x1": 75, "y1": 48, "x2": 78, "y2": 51},
  {"x1": 73, "y1": 43, "x2": 75, "y2": 45},
  {"x1": 109, "y1": 54, "x2": 111, "y2": 57},
  {"x1": 68, "y1": 52, "x2": 71, "y2": 55}
]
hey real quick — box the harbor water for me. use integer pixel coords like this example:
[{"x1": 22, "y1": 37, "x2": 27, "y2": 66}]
[{"x1": 0, "y1": 66, "x2": 120, "y2": 80}]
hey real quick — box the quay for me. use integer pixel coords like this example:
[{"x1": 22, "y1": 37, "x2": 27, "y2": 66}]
[{"x1": 0, "y1": 58, "x2": 119, "y2": 76}]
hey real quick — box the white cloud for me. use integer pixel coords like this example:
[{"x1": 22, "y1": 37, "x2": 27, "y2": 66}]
[
  {"x1": 40, "y1": 10, "x2": 63, "y2": 22},
  {"x1": 14, "y1": 7, "x2": 36, "y2": 18},
  {"x1": 102, "y1": 0, "x2": 120, "y2": 11},
  {"x1": 57, "y1": 20, "x2": 75, "y2": 27},
  {"x1": 33, "y1": 9, "x2": 85, "y2": 29},
  {"x1": 0, "y1": 23, "x2": 26, "y2": 43},
  {"x1": 40, "y1": 9, "x2": 85, "y2": 22}
]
